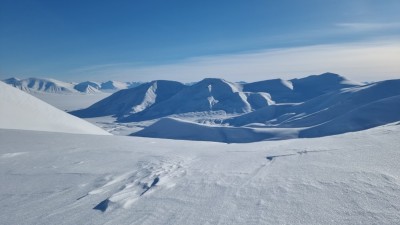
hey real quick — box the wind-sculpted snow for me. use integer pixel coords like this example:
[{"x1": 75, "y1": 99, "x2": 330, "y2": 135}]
[
  {"x1": 0, "y1": 81, "x2": 110, "y2": 135},
  {"x1": 1, "y1": 123, "x2": 400, "y2": 224},
  {"x1": 133, "y1": 117, "x2": 299, "y2": 143}
]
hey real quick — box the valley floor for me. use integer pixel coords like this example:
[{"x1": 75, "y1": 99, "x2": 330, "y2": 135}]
[{"x1": 1, "y1": 123, "x2": 400, "y2": 224}]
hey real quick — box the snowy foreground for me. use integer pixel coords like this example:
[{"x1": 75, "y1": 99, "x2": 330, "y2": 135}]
[{"x1": 1, "y1": 123, "x2": 400, "y2": 225}]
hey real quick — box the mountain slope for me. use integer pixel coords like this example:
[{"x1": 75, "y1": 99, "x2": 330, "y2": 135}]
[
  {"x1": 226, "y1": 79, "x2": 400, "y2": 128},
  {"x1": 3, "y1": 77, "x2": 78, "y2": 93},
  {"x1": 242, "y1": 72, "x2": 362, "y2": 103},
  {"x1": 121, "y1": 78, "x2": 274, "y2": 122},
  {"x1": 71, "y1": 80, "x2": 186, "y2": 118},
  {"x1": 74, "y1": 81, "x2": 101, "y2": 93},
  {"x1": 134, "y1": 79, "x2": 400, "y2": 142},
  {"x1": 0, "y1": 81, "x2": 110, "y2": 135}
]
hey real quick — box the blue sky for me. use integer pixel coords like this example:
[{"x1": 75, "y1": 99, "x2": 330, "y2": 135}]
[{"x1": 1, "y1": 0, "x2": 399, "y2": 82}]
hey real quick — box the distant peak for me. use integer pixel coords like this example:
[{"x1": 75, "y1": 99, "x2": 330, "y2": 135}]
[
  {"x1": 319, "y1": 72, "x2": 344, "y2": 78},
  {"x1": 3, "y1": 77, "x2": 21, "y2": 82}
]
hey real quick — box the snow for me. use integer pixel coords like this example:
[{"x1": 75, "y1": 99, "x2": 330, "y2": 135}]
[
  {"x1": 119, "y1": 78, "x2": 274, "y2": 122},
  {"x1": 69, "y1": 73, "x2": 359, "y2": 125},
  {"x1": 71, "y1": 80, "x2": 185, "y2": 118},
  {"x1": 31, "y1": 92, "x2": 112, "y2": 111},
  {"x1": 3, "y1": 77, "x2": 78, "y2": 93},
  {"x1": 129, "y1": 78, "x2": 400, "y2": 142},
  {"x1": 1, "y1": 72, "x2": 400, "y2": 224},
  {"x1": 133, "y1": 117, "x2": 299, "y2": 143},
  {"x1": 0, "y1": 81, "x2": 110, "y2": 135},
  {"x1": 0, "y1": 123, "x2": 399, "y2": 224},
  {"x1": 74, "y1": 81, "x2": 102, "y2": 93},
  {"x1": 2, "y1": 77, "x2": 143, "y2": 94}
]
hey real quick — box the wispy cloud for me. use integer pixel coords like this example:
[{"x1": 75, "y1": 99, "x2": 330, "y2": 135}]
[
  {"x1": 70, "y1": 39, "x2": 400, "y2": 82},
  {"x1": 335, "y1": 22, "x2": 400, "y2": 32}
]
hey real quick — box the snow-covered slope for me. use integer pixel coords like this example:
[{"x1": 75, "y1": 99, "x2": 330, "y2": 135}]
[
  {"x1": 121, "y1": 78, "x2": 274, "y2": 122},
  {"x1": 1, "y1": 123, "x2": 399, "y2": 224},
  {"x1": 71, "y1": 80, "x2": 186, "y2": 118},
  {"x1": 100, "y1": 80, "x2": 129, "y2": 91},
  {"x1": 243, "y1": 72, "x2": 362, "y2": 103},
  {"x1": 226, "y1": 79, "x2": 400, "y2": 128},
  {"x1": 133, "y1": 117, "x2": 298, "y2": 143},
  {"x1": 0, "y1": 81, "x2": 110, "y2": 135},
  {"x1": 71, "y1": 73, "x2": 360, "y2": 122},
  {"x1": 134, "y1": 79, "x2": 400, "y2": 142},
  {"x1": 74, "y1": 81, "x2": 102, "y2": 94},
  {"x1": 3, "y1": 77, "x2": 78, "y2": 93}
]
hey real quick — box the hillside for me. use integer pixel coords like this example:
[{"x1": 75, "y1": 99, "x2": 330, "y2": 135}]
[
  {"x1": 3, "y1": 77, "x2": 78, "y2": 93},
  {"x1": 121, "y1": 78, "x2": 274, "y2": 122},
  {"x1": 0, "y1": 81, "x2": 110, "y2": 135},
  {"x1": 134, "y1": 79, "x2": 400, "y2": 142},
  {"x1": 71, "y1": 80, "x2": 186, "y2": 118}
]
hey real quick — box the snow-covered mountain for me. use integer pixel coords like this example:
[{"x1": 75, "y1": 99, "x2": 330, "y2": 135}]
[
  {"x1": 131, "y1": 77, "x2": 400, "y2": 142},
  {"x1": 71, "y1": 80, "x2": 186, "y2": 118},
  {"x1": 121, "y1": 78, "x2": 275, "y2": 122},
  {"x1": 0, "y1": 81, "x2": 110, "y2": 135},
  {"x1": 225, "y1": 79, "x2": 400, "y2": 128},
  {"x1": 3, "y1": 77, "x2": 143, "y2": 94},
  {"x1": 3, "y1": 77, "x2": 78, "y2": 93},
  {"x1": 242, "y1": 72, "x2": 362, "y2": 103},
  {"x1": 74, "y1": 81, "x2": 102, "y2": 93},
  {"x1": 72, "y1": 73, "x2": 359, "y2": 123}
]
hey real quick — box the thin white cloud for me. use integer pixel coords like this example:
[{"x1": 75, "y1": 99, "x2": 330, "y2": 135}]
[
  {"x1": 71, "y1": 39, "x2": 400, "y2": 82},
  {"x1": 335, "y1": 22, "x2": 400, "y2": 32}
]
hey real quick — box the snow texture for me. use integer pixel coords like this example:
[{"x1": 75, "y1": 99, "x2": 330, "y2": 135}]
[{"x1": 0, "y1": 123, "x2": 399, "y2": 224}]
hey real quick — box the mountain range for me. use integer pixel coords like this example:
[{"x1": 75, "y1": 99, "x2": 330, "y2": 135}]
[
  {"x1": 2, "y1": 77, "x2": 142, "y2": 94},
  {"x1": 69, "y1": 72, "x2": 399, "y2": 142}
]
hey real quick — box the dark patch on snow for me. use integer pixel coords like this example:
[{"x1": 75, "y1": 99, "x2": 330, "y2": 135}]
[
  {"x1": 93, "y1": 199, "x2": 110, "y2": 212},
  {"x1": 140, "y1": 177, "x2": 160, "y2": 196}
]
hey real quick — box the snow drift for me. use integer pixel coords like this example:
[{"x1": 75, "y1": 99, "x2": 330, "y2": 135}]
[
  {"x1": 133, "y1": 117, "x2": 298, "y2": 143},
  {"x1": 0, "y1": 81, "x2": 110, "y2": 135}
]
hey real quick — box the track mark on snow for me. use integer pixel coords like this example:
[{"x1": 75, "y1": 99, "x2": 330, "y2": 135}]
[{"x1": 266, "y1": 149, "x2": 340, "y2": 161}]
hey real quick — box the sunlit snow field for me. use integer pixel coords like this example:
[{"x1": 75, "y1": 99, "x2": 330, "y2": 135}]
[{"x1": 1, "y1": 123, "x2": 400, "y2": 224}]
